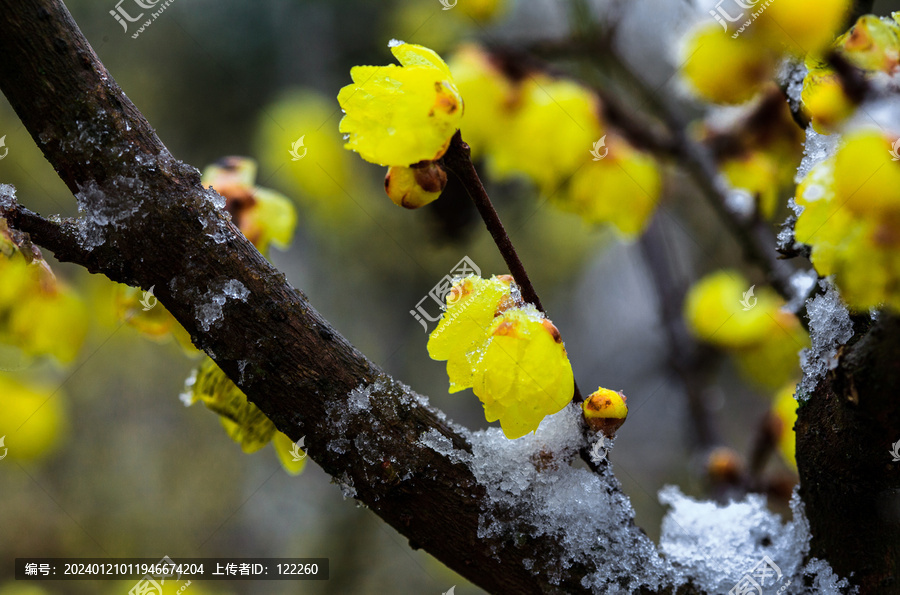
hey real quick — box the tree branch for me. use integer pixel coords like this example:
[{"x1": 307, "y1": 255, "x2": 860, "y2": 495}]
[{"x1": 0, "y1": 2, "x2": 666, "y2": 593}]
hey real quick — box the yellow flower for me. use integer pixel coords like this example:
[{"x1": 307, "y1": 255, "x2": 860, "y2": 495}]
[
  {"x1": 428, "y1": 275, "x2": 574, "y2": 438},
  {"x1": 680, "y1": 23, "x2": 778, "y2": 105},
  {"x1": 757, "y1": 0, "x2": 850, "y2": 55},
  {"x1": 184, "y1": 359, "x2": 306, "y2": 475},
  {"x1": 384, "y1": 162, "x2": 447, "y2": 209},
  {"x1": 795, "y1": 132, "x2": 900, "y2": 310},
  {"x1": 582, "y1": 387, "x2": 628, "y2": 437},
  {"x1": 685, "y1": 270, "x2": 808, "y2": 388},
  {"x1": 0, "y1": 374, "x2": 66, "y2": 462},
  {"x1": 0, "y1": 230, "x2": 87, "y2": 367},
  {"x1": 201, "y1": 157, "x2": 297, "y2": 254},
  {"x1": 471, "y1": 308, "x2": 574, "y2": 439},
  {"x1": 255, "y1": 89, "x2": 358, "y2": 225},
  {"x1": 338, "y1": 41, "x2": 463, "y2": 166},
  {"x1": 562, "y1": 138, "x2": 662, "y2": 236},
  {"x1": 448, "y1": 44, "x2": 515, "y2": 159},
  {"x1": 273, "y1": 431, "x2": 307, "y2": 476},
  {"x1": 772, "y1": 382, "x2": 799, "y2": 469},
  {"x1": 427, "y1": 275, "x2": 513, "y2": 393},
  {"x1": 487, "y1": 75, "x2": 602, "y2": 192}
]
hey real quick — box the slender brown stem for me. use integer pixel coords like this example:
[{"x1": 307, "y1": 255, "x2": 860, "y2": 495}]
[
  {"x1": 441, "y1": 132, "x2": 545, "y2": 312},
  {"x1": 441, "y1": 131, "x2": 583, "y2": 404}
]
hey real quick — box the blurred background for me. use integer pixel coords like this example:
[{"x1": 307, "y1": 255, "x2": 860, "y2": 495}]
[{"x1": 2, "y1": 0, "x2": 900, "y2": 593}]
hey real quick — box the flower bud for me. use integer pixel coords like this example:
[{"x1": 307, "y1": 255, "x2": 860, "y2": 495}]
[
  {"x1": 582, "y1": 387, "x2": 628, "y2": 438},
  {"x1": 706, "y1": 446, "x2": 744, "y2": 484},
  {"x1": 384, "y1": 161, "x2": 447, "y2": 209}
]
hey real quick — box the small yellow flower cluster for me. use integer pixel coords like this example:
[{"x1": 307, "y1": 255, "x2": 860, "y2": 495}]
[
  {"x1": 684, "y1": 270, "x2": 809, "y2": 389},
  {"x1": 427, "y1": 275, "x2": 574, "y2": 439},
  {"x1": 0, "y1": 219, "x2": 87, "y2": 367},
  {"x1": 183, "y1": 358, "x2": 307, "y2": 476},
  {"x1": 795, "y1": 131, "x2": 900, "y2": 311},
  {"x1": 338, "y1": 42, "x2": 462, "y2": 209},
  {"x1": 697, "y1": 91, "x2": 805, "y2": 218},
  {"x1": 449, "y1": 45, "x2": 662, "y2": 236},
  {"x1": 682, "y1": 0, "x2": 851, "y2": 105},
  {"x1": 803, "y1": 14, "x2": 900, "y2": 133},
  {"x1": 0, "y1": 375, "x2": 65, "y2": 462}
]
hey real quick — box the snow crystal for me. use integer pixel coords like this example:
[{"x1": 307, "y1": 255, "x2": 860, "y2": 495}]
[
  {"x1": 798, "y1": 280, "x2": 854, "y2": 400},
  {"x1": 659, "y1": 486, "x2": 804, "y2": 592},
  {"x1": 0, "y1": 184, "x2": 16, "y2": 211},
  {"x1": 418, "y1": 404, "x2": 673, "y2": 593},
  {"x1": 387, "y1": 38, "x2": 405, "y2": 48},
  {"x1": 346, "y1": 384, "x2": 371, "y2": 415},
  {"x1": 659, "y1": 486, "x2": 851, "y2": 593},
  {"x1": 778, "y1": 59, "x2": 807, "y2": 115},
  {"x1": 179, "y1": 368, "x2": 198, "y2": 406},
  {"x1": 74, "y1": 178, "x2": 144, "y2": 251},
  {"x1": 725, "y1": 188, "x2": 756, "y2": 220},
  {"x1": 195, "y1": 279, "x2": 250, "y2": 332},
  {"x1": 785, "y1": 269, "x2": 818, "y2": 315},
  {"x1": 796, "y1": 125, "x2": 840, "y2": 184}
]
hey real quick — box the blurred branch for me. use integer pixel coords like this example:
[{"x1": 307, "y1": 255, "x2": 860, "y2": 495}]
[
  {"x1": 0, "y1": 2, "x2": 662, "y2": 593},
  {"x1": 638, "y1": 215, "x2": 720, "y2": 452}
]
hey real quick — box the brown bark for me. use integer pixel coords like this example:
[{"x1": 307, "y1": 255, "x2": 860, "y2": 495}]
[
  {"x1": 796, "y1": 313, "x2": 900, "y2": 592},
  {"x1": 0, "y1": 1, "x2": 664, "y2": 593}
]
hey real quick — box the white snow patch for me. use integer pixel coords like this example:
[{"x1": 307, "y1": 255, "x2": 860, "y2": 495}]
[
  {"x1": 798, "y1": 280, "x2": 854, "y2": 400},
  {"x1": 195, "y1": 279, "x2": 250, "y2": 332},
  {"x1": 796, "y1": 126, "x2": 840, "y2": 184}
]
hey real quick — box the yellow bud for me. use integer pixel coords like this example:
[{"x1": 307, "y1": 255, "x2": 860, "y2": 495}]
[
  {"x1": 582, "y1": 387, "x2": 628, "y2": 437},
  {"x1": 384, "y1": 162, "x2": 447, "y2": 209}
]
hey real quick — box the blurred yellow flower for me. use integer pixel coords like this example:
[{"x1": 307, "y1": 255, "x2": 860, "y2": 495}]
[
  {"x1": 183, "y1": 359, "x2": 306, "y2": 476},
  {"x1": 0, "y1": 225, "x2": 87, "y2": 367},
  {"x1": 685, "y1": 270, "x2": 808, "y2": 388},
  {"x1": 795, "y1": 131, "x2": 900, "y2": 310},
  {"x1": 772, "y1": 382, "x2": 799, "y2": 469},
  {"x1": 756, "y1": 0, "x2": 850, "y2": 55},
  {"x1": 255, "y1": 89, "x2": 358, "y2": 224},
  {"x1": 562, "y1": 139, "x2": 662, "y2": 236},
  {"x1": 0, "y1": 374, "x2": 66, "y2": 462},
  {"x1": 338, "y1": 41, "x2": 463, "y2": 166},
  {"x1": 681, "y1": 23, "x2": 778, "y2": 105}
]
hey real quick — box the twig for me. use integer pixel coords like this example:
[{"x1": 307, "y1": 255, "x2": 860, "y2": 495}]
[
  {"x1": 441, "y1": 131, "x2": 583, "y2": 405},
  {"x1": 441, "y1": 131, "x2": 545, "y2": 312}
]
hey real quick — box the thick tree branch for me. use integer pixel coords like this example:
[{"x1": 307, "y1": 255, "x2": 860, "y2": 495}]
[{"x1": 0, "y1": 2, "x2": 670, "y2": 593}]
